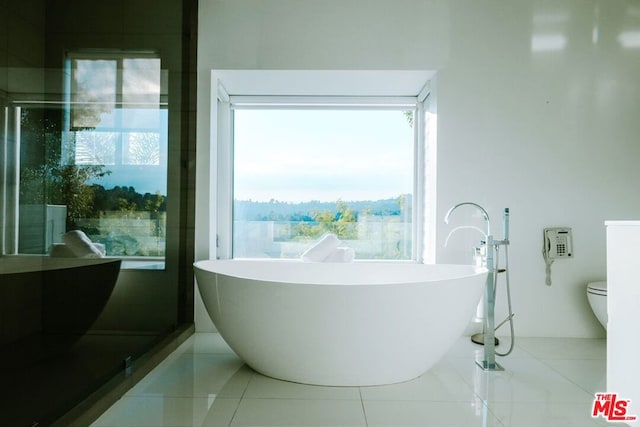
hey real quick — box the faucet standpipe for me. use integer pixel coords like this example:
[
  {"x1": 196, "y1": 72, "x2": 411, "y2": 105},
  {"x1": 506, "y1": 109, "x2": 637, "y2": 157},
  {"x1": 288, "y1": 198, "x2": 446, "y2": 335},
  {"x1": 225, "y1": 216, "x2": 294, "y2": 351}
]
[
  {"x1": 478, "y1": 234, "x2": 504, "y2": 371},
  {"x1": 445, "y1": 203, "x2": 511, "y2": 372}
]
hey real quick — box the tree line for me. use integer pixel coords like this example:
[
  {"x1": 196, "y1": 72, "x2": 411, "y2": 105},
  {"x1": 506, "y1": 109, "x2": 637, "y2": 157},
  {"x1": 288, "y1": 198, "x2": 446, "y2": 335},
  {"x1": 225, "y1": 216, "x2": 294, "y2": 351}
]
[
  {"x1": 234, "y1": 195, "x2": 412, "y2": 240},
  {"x1": 92, "y1": 185, "x2": 166, "y2": 214},
  {"x1": 234, "y1": 195, "x2": 411, "y2": 222},
  {"x1": 20, "y1": 162, "x2": 165, "y2": 229}
]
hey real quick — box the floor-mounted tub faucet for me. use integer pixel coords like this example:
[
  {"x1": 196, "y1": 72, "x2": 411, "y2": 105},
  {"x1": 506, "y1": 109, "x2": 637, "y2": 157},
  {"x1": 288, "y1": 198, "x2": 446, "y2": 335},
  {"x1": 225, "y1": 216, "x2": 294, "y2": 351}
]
[{"x1": 445, "y1": 202, "x2": 512, "y2": 372}]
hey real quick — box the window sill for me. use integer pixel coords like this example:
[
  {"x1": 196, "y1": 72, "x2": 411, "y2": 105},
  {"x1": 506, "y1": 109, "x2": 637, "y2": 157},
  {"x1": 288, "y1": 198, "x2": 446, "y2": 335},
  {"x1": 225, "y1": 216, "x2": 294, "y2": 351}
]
[{"x1": 120, "y1": 259, "x2": 166, "y2": 270}]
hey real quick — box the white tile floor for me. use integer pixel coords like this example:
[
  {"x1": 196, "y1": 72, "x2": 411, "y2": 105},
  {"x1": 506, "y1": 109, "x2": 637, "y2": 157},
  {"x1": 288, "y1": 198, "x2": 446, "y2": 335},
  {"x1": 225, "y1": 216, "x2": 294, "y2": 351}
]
[{"x1": 92, "y1": 333, "x2": 616, "y2": 427}]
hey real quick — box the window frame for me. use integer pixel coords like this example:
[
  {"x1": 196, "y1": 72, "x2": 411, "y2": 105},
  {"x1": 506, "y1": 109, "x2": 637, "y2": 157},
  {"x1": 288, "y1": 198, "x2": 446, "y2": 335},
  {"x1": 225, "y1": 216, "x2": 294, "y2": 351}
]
[{"x1": 215, "y1": 88, "x2": 428, "y2": 262}]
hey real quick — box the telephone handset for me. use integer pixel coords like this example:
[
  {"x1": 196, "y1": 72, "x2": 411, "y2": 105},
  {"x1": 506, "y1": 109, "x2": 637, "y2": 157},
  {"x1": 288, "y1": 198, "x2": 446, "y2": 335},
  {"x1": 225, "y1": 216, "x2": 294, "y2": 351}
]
[
  {"x1": 542, "y1": 227, "x2": 573, "y2": 286},
  {"x1": 543, "y1": 227, "x2": 573, "y2": 259}
]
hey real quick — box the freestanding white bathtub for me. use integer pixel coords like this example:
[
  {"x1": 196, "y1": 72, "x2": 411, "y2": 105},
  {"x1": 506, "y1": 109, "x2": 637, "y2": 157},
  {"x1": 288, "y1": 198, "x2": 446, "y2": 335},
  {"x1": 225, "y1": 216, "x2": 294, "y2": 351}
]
[{"x1": 194, "y1": 260, "x2": 487, "y2": 386}]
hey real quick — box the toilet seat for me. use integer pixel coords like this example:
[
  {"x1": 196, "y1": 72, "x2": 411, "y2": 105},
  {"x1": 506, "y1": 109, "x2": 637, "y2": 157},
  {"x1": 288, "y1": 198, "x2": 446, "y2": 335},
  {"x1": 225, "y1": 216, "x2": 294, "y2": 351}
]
[{"x1": 587, "y1": 281, "x2": 607, "y2": 296}]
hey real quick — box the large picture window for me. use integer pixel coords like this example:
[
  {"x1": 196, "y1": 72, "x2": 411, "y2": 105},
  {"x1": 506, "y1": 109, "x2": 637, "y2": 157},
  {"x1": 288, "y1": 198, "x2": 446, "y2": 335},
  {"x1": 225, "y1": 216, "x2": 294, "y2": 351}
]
[{"x1": 226, "y1": 97, "x2": 424, "y2": 260}]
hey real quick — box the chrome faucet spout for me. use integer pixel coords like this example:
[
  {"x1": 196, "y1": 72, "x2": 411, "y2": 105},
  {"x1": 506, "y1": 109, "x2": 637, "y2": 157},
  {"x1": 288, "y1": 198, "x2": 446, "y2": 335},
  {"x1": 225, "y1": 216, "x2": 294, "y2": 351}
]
[{"x1": 444, "y1": 202, "x2": 491, "y2": 237}]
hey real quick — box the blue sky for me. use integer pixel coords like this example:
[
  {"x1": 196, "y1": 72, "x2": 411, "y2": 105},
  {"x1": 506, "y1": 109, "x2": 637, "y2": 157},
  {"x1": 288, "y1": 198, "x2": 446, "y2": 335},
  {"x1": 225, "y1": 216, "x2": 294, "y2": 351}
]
[
  {"x1": 233, "y1": 109, "x2": 414, "y2": 203},
  {"x1": 90, "y1": 165, "x2": 167, "y2": 195}
]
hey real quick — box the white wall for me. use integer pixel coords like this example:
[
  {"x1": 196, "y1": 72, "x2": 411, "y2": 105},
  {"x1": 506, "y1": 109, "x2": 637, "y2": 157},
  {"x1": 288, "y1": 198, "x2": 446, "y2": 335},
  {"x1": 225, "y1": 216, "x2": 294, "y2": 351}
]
[{"x1": 196, "y1": 0, "x2": 640, "y2": 337}]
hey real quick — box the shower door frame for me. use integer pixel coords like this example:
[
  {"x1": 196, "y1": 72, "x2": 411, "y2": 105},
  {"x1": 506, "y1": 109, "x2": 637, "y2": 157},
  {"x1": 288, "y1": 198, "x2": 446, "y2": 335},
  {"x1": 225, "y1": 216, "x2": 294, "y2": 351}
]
[{"x1": 0, "y1": 95, "x2": 21, "y2": 256}]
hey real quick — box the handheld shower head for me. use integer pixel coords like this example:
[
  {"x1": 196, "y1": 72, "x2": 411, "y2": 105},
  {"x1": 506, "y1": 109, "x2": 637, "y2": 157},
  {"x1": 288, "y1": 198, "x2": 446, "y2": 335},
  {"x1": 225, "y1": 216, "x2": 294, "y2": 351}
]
[{"x1": 503, "y1": 208, "x2": 510, "y2": 241}]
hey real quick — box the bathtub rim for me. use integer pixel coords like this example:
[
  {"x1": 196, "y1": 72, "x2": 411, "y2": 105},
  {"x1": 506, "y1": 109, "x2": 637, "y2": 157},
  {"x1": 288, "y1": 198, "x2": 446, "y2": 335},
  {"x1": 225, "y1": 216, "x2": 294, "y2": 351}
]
[
  {"x1": 194, "y1": 258, "x2": 487, "y2": 286},
  {"x1": 0, "y1": 254, "x2": 122, "y2": 275}
]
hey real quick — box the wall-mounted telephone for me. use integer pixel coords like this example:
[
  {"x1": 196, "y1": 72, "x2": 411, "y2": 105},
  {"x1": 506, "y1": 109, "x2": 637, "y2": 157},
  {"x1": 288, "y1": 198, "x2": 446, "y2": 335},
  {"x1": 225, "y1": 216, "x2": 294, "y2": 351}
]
[
  {"x1": 543, "y1": 227, "x2": 573, "y2": 259},
  {"x1": 542, "y1": 227, "x2": 573, "y2": 286}
]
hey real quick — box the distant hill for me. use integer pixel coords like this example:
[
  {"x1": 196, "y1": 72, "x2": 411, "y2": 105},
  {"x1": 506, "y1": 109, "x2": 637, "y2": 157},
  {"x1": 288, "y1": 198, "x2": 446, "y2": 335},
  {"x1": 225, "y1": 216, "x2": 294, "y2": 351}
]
[{"x1": 233, "y1": 195, "x2": 411, "y2": 221}]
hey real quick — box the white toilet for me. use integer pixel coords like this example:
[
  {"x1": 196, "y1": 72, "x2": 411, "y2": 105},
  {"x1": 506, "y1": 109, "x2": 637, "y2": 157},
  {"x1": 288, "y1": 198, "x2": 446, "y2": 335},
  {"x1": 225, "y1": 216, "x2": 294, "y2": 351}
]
[{"x1": 587, "y1": 281, "x2": 607, "y2": 330}]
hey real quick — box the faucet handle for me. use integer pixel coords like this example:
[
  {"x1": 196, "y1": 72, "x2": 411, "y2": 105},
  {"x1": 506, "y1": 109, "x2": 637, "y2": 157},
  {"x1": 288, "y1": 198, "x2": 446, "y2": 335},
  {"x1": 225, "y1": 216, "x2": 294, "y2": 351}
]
[{"x1": 473, "y1": 246, "x2": 486, "y2": 268}]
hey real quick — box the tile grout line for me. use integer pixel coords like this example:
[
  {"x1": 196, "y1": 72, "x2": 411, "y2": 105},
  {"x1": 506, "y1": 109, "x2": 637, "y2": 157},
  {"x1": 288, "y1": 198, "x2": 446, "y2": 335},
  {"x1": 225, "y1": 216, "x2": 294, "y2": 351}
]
[
  {"x1": 535, "y1": 357, "x2": 602, "y2": 398},
  {"x1": 358, "y1": 386, "x2": 369, "y2": 427},
  {"x1": 225, "y1": 366, "x2": 255, "y2": 427},
  {"x1": 520, "y1": 338, "x2": 605, "y2": 399}
]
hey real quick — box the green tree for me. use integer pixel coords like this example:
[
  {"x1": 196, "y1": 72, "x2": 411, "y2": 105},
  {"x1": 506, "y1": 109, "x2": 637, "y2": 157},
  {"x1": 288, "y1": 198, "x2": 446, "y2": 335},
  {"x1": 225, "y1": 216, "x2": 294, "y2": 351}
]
[
  {"x1": 54, "y1": 164, "x2": 110, "y2": 228},
  {"x1": 18, "y1": 109, "x2": 111, "y2": 229},
  {"x1": 295, "y1": 199, "x2": 357, "y2": 240},
  {"x1": 20, "y1": 158, "x2": 110, "y2": 229},
  {"x1": 145, "y1": 191, "x2": 165, "y2": 243},
  {"x1": 144, "y1": 191, "x2": 165, "y2": 213},
  {"x1": 403, "y1": 110, "x2": 414, "y2": 128},
  {"x1": 117, "y1": 197, "x2": 137, "y2": 213}
]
